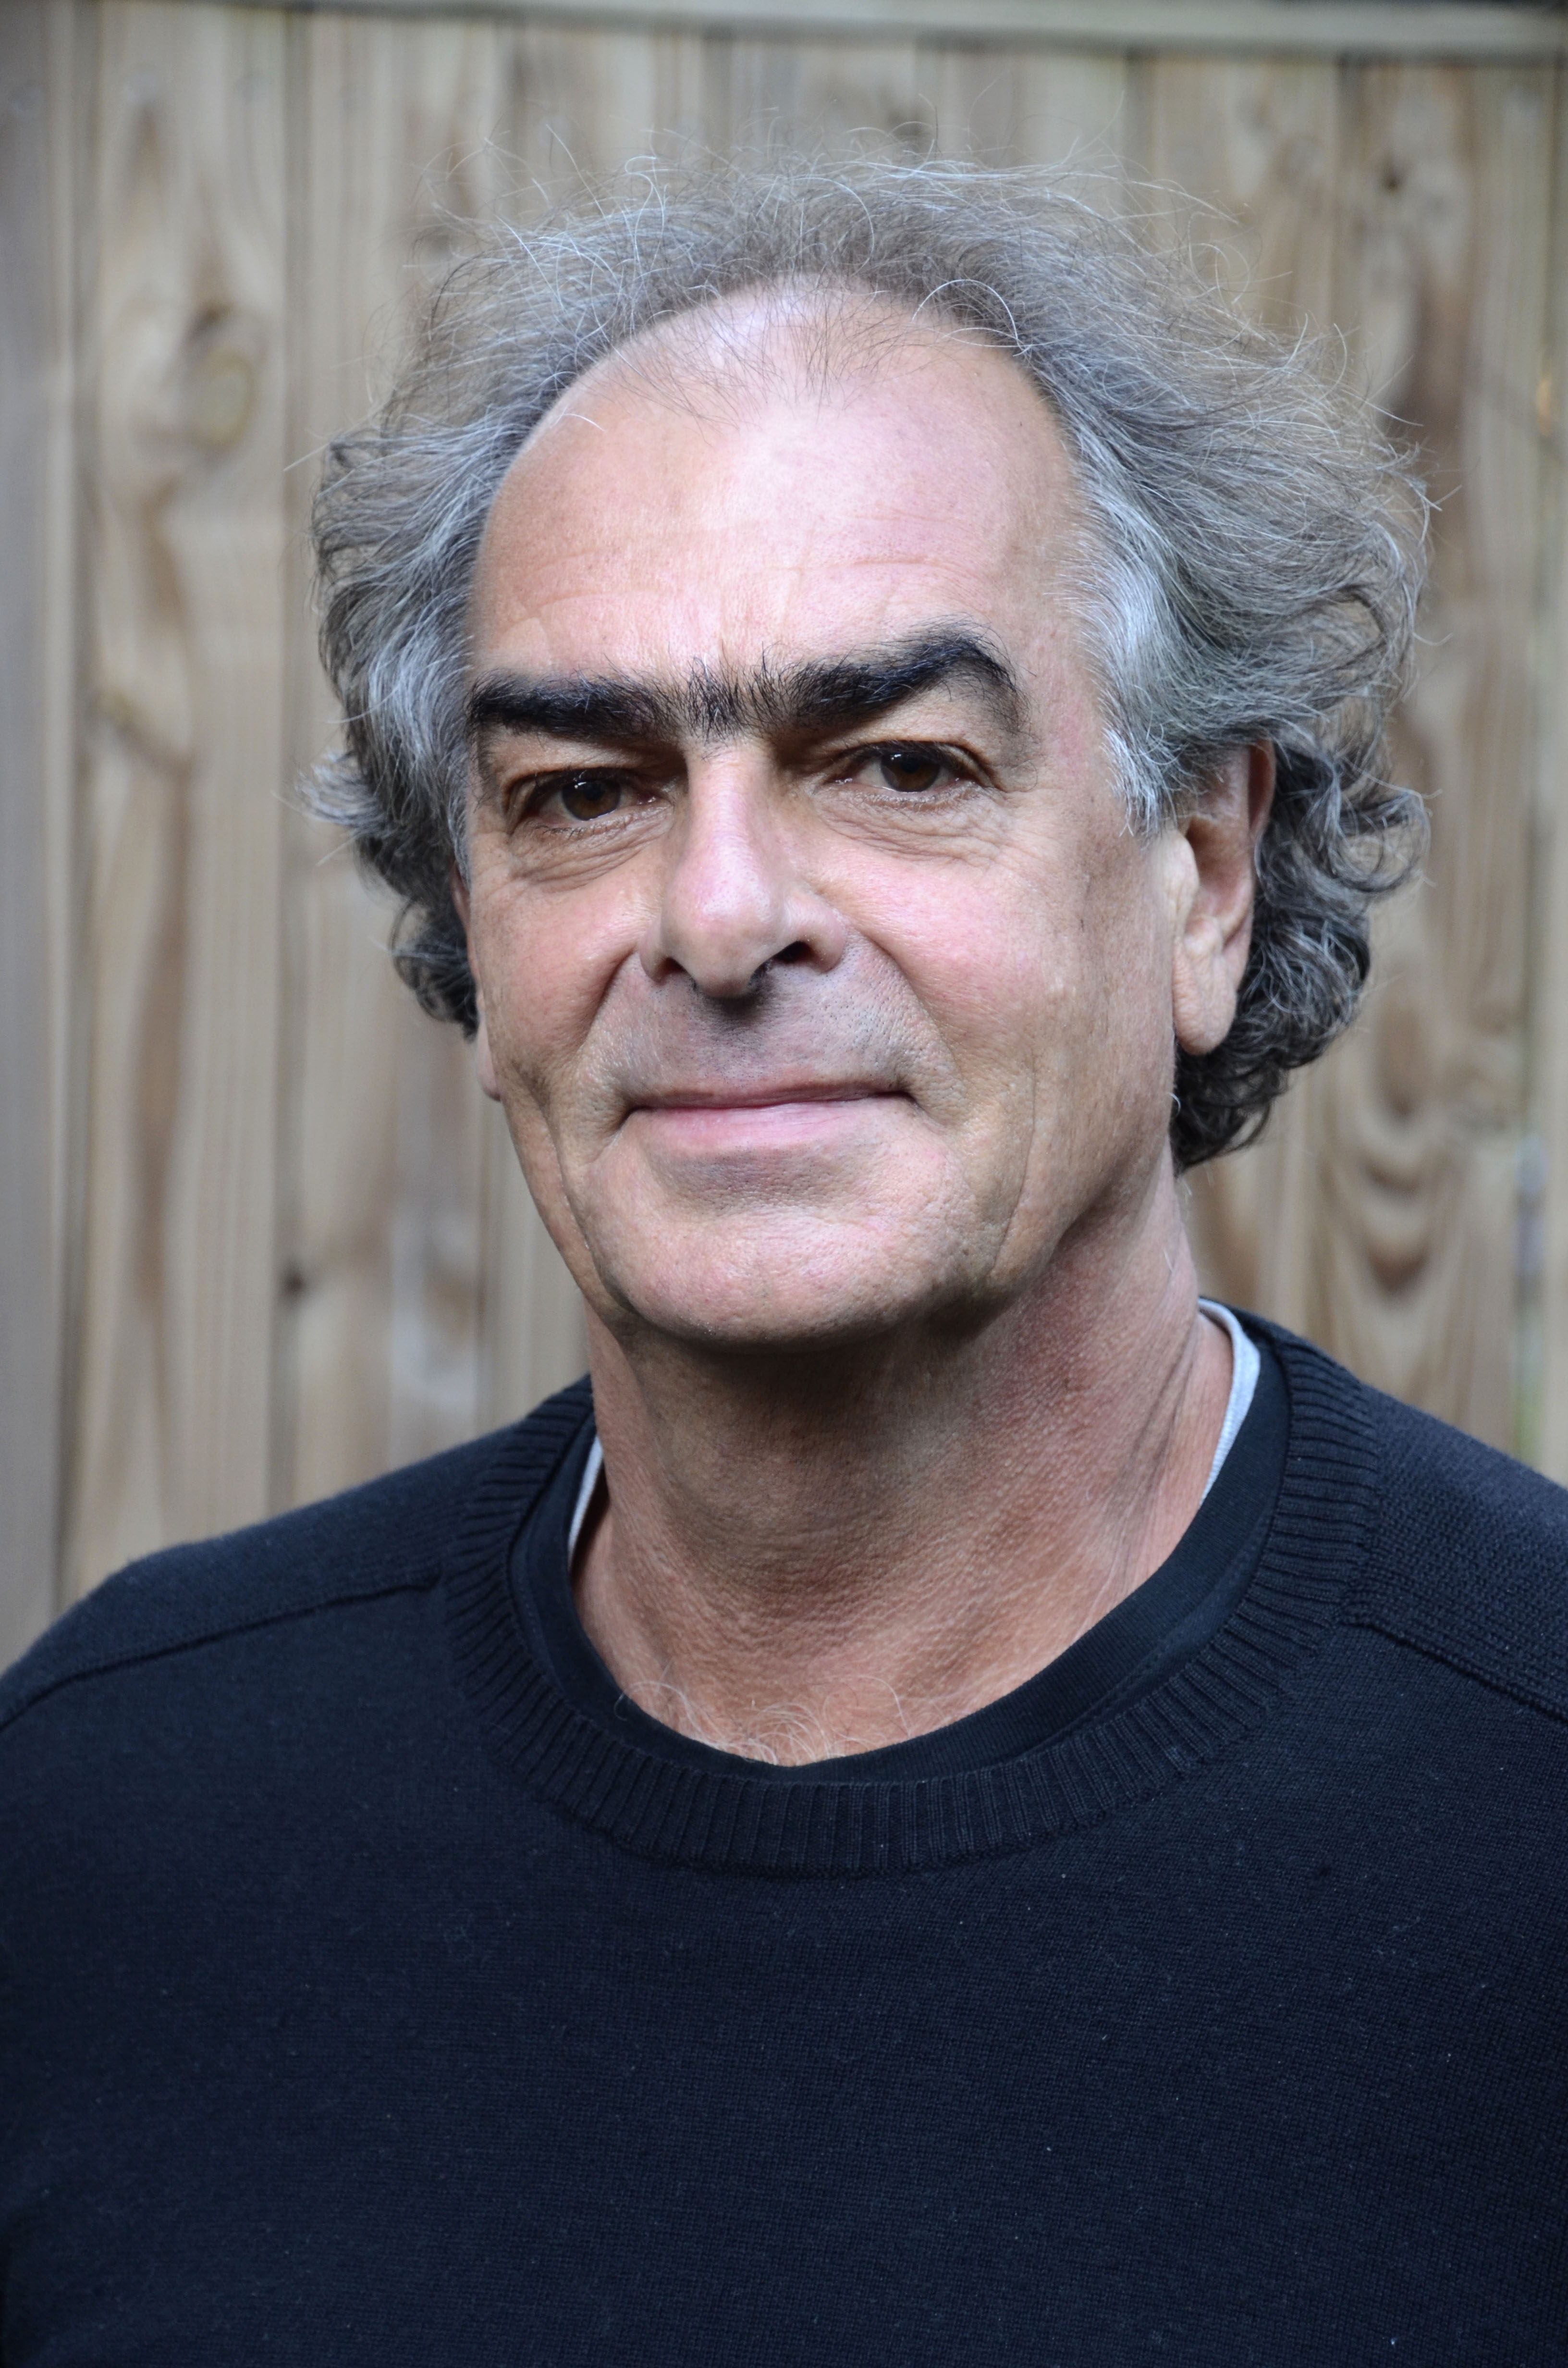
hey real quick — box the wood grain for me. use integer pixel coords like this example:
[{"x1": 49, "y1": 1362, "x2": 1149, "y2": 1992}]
[
  {"x1": 504, "y1": 19, "x2": 707, "y2": 185},
  {"x1": 1138, "y1": 53, "x2": 1340, "y2": 320},
  {"x1": 1537, "y1": 66, "x2": 1568, "y2": 1484},
  {"x1": 1158, "y1": 59, "x2": 1553, "y2": 1449},
  {"x1": 1311, "y1": 64, "x2": 1550, "y2": 1444},
  {"x1": 279, "y1": 9, "x2": 585, "y2": 1505},
  {"x1": 0, "y1": 0, "x2": 84, "y2": 1654},
  {"x1": 11, "y1": 4, "x2": 1567, "y2": 1639},
  {"x1": 922, "y1": 43, "x2": 1129, "y2": 172},
  {"x1": 1137, "y1": 58, "x2": 1345, "y2": 1339},
  {"x1": 709, "y1": 33, "x2": 929, "y2": 157},
  {"x1": 63, "y1": 2, "x2": 290, "y2": 1596}
]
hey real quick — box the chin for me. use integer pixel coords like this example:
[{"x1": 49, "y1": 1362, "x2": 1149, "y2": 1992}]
[{"x1": 588, "y1": 1220, "x2": 977, "y2": 1354}]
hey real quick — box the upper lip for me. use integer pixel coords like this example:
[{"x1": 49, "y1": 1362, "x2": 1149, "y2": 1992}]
[{"x1": 631, "y1": 1080, "x2": 898, "y2": 1110}]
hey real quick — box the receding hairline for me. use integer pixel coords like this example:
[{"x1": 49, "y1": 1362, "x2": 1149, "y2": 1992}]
[{"x1": 515, "y1": 271, "x2": 1054, "y2": 456}]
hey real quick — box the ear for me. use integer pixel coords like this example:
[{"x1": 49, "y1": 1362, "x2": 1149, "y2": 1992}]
[
  {"x1": 1167, "y1": 744, "x2": 1274, "y2": 1058},
  {"x1": 451, "y1": 865, "x2": 502, "y2": 1104}
]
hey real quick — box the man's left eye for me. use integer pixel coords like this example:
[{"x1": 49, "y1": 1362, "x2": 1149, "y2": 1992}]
[{"x1": 871, "y1": 746, "x2": 949, "y2": 793}]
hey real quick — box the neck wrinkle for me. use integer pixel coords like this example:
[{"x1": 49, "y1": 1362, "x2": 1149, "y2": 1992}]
[{"x1": 574, "y1": 1170, "x2": 1229, "y2": 1765}]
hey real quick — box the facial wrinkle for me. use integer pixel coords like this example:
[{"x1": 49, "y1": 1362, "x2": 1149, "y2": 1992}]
[{"x1": 578, "y1": 941, "x2": 958, "y2": 1128}]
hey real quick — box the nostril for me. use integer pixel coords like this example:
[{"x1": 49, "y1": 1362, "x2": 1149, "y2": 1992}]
[{"x1": 772, "y1": 940, "x2": 813, "y2": 966}]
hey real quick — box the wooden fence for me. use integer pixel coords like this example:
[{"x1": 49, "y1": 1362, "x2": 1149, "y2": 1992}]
[{"x1": 4, "y1": 0, "x2": 1568, "y2": 1662}]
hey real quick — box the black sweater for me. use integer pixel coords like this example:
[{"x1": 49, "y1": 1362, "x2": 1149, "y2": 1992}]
[{"x1": 1, "y1": 1324, "x2": 1566, "y2": 2364}]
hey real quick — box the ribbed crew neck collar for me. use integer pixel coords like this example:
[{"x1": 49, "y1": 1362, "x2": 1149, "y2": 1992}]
[{"x1": 444, "y1": 1328, "x2": 1375, "y2": 1876}]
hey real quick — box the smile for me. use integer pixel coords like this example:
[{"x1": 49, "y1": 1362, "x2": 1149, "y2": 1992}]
[{"x1": 626, "y1": 1085, "x2": 905, "y2": 1150}]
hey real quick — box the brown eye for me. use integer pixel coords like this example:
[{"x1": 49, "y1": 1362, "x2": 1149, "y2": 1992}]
[
  {"x1": 556, "y1": 773, "x2": 624, "y2": 821},
  {"x1": 877, "y1": 746, "x2": 944, "y2": 794}
]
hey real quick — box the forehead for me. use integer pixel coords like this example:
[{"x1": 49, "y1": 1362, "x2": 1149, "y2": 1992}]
[{"x1": 469, "y1": 292, "x2": 1084, "y2": 683}]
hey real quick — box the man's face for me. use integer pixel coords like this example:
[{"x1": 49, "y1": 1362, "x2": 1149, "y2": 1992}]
[{"x1": 462, "y1": 301, "x2": 1198, "y2": 1352}]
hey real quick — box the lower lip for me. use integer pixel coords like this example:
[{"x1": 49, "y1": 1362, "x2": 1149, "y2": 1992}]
[{"x1": 630, "y1": 1097, "x2": 897, "y2": 1153}]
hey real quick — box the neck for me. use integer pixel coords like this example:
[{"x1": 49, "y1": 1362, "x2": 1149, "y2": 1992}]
[{"x1": 573, "y1": 1170, "x2": 1230, "y2": 1764}]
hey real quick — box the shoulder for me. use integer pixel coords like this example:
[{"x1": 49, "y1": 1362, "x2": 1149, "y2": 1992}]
[
  {"x1": 0, "y1": 1377, "x2": 592, "y2": 1740},
  {"x1": 1261, "y1": 1321, "x2": 1568, "y2": 1726}
]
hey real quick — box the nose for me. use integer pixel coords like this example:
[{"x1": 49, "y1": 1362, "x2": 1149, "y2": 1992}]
[{"x1": 637, "y1": 753, "x2": 848, "y2": 998}]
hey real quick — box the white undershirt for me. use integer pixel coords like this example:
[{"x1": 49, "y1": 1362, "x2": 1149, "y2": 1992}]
[
  {"x1": 567, "y1": 1435, "x2": 605, "y2": 1566},
  {"x1": 566, "y1": 1303, "x2": 1259, "y2": 1564},
  {"x1": 1198, "y1": 1299, "x2": 1261, "y2": 1500}
]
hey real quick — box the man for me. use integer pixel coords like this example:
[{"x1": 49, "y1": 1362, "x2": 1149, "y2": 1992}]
[{"x1": 2, "y1": 162, "x2": 1564, "y2": 2361}]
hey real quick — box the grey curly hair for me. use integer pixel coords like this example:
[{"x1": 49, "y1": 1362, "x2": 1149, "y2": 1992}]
[{"x1": 311, "y1": 158, "x2": 1426, "y2": 1169}]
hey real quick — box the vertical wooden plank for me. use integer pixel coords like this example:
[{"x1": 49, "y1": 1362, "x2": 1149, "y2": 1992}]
[
  {"x1": 1139, "y1": 52, "x2": 1341, "y2": 323},
  {"x1": 1293, "y1": 64, "x2": 1549, "y2": 1443},
  {"x1": 63, "y1": 0, "x2": 289, "y2": 1596},
  {"x1": 705, "y1": 35, "x2": 931, "y2": 160},
  {"x1": 283, "y1": 9, "x2": 496, "y2": 1504},
  {"x1": 0, "y1": 0, "x2": 83, "y2": 1657},
  {"x1": 1137, "y1": 56, "x2": 1343, "y2": 1335},
  {"x1": 1524, "y1": 62, "x2": 1567, "y2": 1478},
  {"x1": 922, "y1": 42, "x2": 1130, "y2": 171},
  {"x1": 1151, "y1": 59, "x2": 1551, "y2": 1451},
  {"x1": 504, "y1": 21, "x2": 707, "y2": 189},
  {"x1": 281, "y1": 10, "x2": 590, "y2": 1507}
]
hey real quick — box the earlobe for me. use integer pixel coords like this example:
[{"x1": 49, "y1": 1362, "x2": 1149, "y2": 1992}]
[{"x1": 1170, "y1": 884, "x2": 1238, "y2": 1058}]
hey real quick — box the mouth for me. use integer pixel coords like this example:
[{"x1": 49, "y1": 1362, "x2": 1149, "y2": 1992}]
[
  {"x1": 631, "y1": 1080, "x2": 901, "y2": 1114},
  {"x1": 624, "y1": 1081, "x2": 907, "y2": 1154}
]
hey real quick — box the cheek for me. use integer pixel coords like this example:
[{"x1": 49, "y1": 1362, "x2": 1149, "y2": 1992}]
[
  {"x1": 924, "y1": 918, "x2": 1069, "y2": 1091},
  {"x1": 868, "y1": 839, "x2": 1152, "y2": 1093},
  {"x1": 469, "y1": 869, "x2": 631, "y2": 1104}
]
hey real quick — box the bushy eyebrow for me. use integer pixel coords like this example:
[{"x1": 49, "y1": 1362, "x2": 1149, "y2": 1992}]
[{"x1": 466, "y1": 629, "x2": 1022, "y2": 755}]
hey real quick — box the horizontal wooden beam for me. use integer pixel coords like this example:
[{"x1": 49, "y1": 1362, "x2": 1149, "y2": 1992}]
[{"x1": 144, "y1": 0, "x2": 1568, "y2": 63}]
